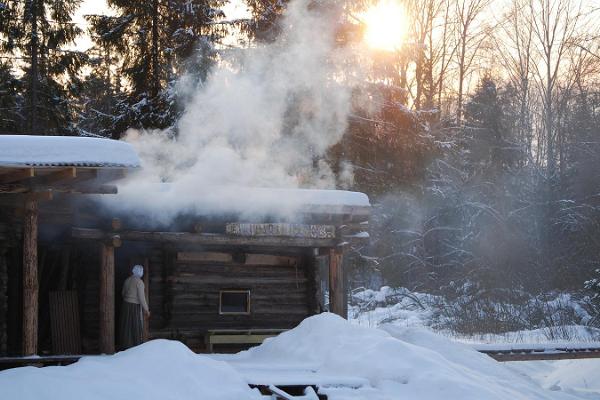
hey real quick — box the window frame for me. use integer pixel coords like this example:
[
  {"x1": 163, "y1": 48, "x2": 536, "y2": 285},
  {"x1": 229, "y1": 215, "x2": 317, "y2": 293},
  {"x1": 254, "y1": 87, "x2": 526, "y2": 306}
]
[{"x1": 219, "y1": 289, "x2": 251, "y2": 315}]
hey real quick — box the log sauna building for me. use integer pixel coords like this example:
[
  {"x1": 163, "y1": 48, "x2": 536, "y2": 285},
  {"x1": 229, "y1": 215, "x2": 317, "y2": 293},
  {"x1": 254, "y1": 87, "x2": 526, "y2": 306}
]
[{"x1": 0, "y1": 135, "x2": 370, "y2": 360}]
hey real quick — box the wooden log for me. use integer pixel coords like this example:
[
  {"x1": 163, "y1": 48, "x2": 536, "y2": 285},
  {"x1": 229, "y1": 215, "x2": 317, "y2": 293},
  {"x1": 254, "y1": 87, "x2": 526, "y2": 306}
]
[
  {"x1": 22, "y1": 199, "x2": 38, "y2": 356},
  {"x1": 328, "y1": 248, "x2": 345, "y2": 318},
  {"x1": 72, "y1": 227, "x2": 337, "y2": 248},
  {"x1": 99, "y1": 244, "x2": 115, "y2": 354},
  {"x1": 0, "y1": 183, "x2": 28, "y2": 194},
  {"x1": 244, "y1": 254, "x2": 298, "y2": 266}
]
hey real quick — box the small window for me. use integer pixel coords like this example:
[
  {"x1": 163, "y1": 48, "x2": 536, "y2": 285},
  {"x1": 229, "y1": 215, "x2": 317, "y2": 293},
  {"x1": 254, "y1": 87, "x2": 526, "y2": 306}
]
[{"x1": 219, "y1": 290, "x2": 250, "y2": 314}]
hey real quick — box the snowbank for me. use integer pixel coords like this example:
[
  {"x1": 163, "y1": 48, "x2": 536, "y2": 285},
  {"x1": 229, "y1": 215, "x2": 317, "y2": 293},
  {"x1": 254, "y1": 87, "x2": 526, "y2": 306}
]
[
  {"x1": 0, "y1": 135, "x2": 140, "y2": 168},
  {"x1": 1, "y1": 314, "x2": 592, "y2": 399},
  {"x1": 0, "y1": 340, "x2": 259, "y2": 400},
  {"x1": 231, "y1": 313, "x2": 580, "y2": 399}
]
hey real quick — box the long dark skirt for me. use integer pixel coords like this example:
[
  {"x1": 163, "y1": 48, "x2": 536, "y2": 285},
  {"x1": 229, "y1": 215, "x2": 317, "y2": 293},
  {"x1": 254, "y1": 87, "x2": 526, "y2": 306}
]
[{"x1": 119, "y1": 301, "x2": 143, "y2": 350}]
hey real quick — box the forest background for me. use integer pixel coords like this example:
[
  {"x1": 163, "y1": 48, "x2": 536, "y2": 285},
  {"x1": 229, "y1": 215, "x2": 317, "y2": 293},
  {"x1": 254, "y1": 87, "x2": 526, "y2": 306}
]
[{"x1": 2, "y1": 0, "x2": 600, "y2": 336}]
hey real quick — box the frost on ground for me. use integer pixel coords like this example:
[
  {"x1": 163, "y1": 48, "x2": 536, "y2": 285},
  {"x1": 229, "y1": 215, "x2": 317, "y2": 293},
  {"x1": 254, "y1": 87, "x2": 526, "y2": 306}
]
[{"x1": 1, "y1": 313, "x2": 596, "y2": 400}]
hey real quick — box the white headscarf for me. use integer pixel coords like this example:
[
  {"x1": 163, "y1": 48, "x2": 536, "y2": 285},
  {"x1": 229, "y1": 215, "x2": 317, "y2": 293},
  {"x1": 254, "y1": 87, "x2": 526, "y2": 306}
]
[{"x1": 132, "y1": 265, "x2": 144, "y2": 278}]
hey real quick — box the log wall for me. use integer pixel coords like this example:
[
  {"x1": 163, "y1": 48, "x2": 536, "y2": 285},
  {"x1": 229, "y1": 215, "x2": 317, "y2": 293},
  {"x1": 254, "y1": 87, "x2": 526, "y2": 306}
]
[
  {"x1": 0, "y1": 244, "x2": 7, "y2": 355},
  {"x1": 136, "y1": 247, "x2": 316, "y2": 352},
  {"x1": 0, "y1": 216, "x2": 22, "y2": 356}
]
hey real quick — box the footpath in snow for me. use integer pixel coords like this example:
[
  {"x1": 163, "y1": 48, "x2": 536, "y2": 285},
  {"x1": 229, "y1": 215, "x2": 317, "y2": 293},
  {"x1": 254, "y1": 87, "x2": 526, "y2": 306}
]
[{"x1": 0, "y1": 313, "x2": 597, "y2": 399}]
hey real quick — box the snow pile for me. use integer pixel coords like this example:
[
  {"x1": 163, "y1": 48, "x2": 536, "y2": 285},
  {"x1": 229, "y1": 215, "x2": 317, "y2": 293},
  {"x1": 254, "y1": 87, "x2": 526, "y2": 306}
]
[
  {"x1": 0, "y1": 340, "x2": 259, "y2": 400},
  {"x1": 232, "y1": 313, "x2": 578, "y2": 399},
  {"x1": 0, "y1": 135, "x2": 140, "y2": 168},
  {"x1": 2, "y1": 314, "x2": 594, "y2": 399}
]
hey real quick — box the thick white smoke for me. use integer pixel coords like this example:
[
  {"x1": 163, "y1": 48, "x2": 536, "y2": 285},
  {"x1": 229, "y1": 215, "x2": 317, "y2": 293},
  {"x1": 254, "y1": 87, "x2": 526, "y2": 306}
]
[{"x1": 107, "y1": 0, "x2": 367, "y2": 222}]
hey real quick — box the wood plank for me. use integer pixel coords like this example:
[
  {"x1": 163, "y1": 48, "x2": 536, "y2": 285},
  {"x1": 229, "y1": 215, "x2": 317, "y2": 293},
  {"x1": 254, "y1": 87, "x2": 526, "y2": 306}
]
[
  {"x1": 226, "y1": 223, "x2": 335, "y2": 239},
  {"x1": 49, "y1": 291, "x2": 81, "y2": 355},
  {"x1": 208, "y1": 334, "x2": 278, "y2": 345},
  {"x1": 22, "y1": 199, "x2": 38, "y2": 356},
  {"x1": 177, "y1": 252, "x2": 233, "y2": 264},
  {"x1": 484, "y1": 349, "x2": 600, "y2": 362},
  {"x1": 99, "y1": 244, "x2": 115, "y2": 354}
]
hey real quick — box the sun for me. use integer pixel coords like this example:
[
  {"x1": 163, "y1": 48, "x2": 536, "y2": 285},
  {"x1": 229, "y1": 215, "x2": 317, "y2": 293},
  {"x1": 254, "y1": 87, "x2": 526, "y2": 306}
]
[{"x1": 362, "y1": 0, "x2": 408, "y2": 52}]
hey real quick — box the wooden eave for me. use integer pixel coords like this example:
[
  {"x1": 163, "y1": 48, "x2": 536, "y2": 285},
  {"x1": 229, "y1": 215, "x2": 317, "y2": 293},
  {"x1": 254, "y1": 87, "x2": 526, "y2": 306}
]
[{"x1": 0, "y1": 166, "x2": 127, "y2": 195}]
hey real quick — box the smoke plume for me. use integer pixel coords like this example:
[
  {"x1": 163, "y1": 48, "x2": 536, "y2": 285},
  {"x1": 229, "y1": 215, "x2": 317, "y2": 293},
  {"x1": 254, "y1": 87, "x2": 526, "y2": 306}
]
[{"x1": 104, "y1": 0, "x2": 368, "y2": 222}]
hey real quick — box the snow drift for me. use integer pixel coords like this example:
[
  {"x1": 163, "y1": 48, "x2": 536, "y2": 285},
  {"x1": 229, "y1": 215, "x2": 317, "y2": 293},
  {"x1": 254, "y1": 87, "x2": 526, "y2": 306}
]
[
  {"x1": 234, "y1": 313, "x2": 581, "y2": 399},
  {"x1": 1, "y1": 313, "x2": 591, "y2": 399},
  {"x1": 0, "y1": 340, "x2": 260, "y2": 400}
]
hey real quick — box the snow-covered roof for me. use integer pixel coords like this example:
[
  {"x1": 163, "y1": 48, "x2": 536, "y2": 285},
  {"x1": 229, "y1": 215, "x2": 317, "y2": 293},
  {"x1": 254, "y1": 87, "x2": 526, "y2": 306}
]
[
  {"x1": 109, "y1": 183, "x2": 370, "y2": 223},
  {"x1": 0, "y1": 135, "x2": 140, "y2": 168}
]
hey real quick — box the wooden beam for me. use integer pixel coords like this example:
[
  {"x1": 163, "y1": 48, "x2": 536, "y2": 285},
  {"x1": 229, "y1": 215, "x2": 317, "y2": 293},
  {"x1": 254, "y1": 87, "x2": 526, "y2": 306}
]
[
  {"x1": 50, "y1": 184, "x2": 118, "y2": 195},
  {"x1": 72, "y1": 228, "x2": 337, "y2": 248},
  {"x1": 36, "y1": 167, "x2": 77, "y2": 185},
  {"x1": 328, "y1": 248, "x2": 345, "y2": 318},
  {"x1": 0, "y1": 168, "x2": 34, "y2": 184},
  {"x1": 99, "y1": 244, "x2": 115, "y2": 354},
  {"x1": 22, "y1": 199, "x2": 38, "y2": 356}
]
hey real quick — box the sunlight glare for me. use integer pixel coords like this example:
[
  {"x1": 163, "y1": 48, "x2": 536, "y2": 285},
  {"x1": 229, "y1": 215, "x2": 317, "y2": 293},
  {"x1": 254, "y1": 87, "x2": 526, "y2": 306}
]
[{"x1": 362, "y1": 0, "x2": 408, "y2": 52}]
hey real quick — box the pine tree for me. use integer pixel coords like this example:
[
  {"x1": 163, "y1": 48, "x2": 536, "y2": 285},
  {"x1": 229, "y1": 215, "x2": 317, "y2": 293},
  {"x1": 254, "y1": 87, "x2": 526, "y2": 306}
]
[
  {"x1": 86, "y1": 0, "x2": 226, "y2": 136},
  {"x1": 0, "y1": 0, "x2": 85, "y2": 135},
  {"x1": 0, "y1": 62, "x2": 23, "y2": 134}
]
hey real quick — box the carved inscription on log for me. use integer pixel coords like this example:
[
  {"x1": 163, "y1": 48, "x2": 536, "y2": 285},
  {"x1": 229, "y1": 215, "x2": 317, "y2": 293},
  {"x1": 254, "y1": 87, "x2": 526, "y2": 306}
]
[{"x1": 226, "y1": 223, "x2": 336, "y2": 239}]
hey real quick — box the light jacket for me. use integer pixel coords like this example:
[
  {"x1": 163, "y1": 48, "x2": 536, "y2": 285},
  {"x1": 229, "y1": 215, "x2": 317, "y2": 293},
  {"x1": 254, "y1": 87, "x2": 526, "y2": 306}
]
[{"x1": 122, "y1": 275, "x2": 149, "y2": 313}]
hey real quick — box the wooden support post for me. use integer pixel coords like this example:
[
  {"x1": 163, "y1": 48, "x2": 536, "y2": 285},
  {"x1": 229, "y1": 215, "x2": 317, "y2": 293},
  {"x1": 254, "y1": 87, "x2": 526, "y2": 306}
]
[
  {"x1": 22, "y1": 199, "x2": 38, "y2": 356},
  {"x1": 328, "y1": 248, "x2": 346, "y2": 318},
  {"x1": 99, "y1": 244, "x2": 115, "y2": 354},
  {"x1": 143, "y1": 258, "x2": 150, "y2": 342}
]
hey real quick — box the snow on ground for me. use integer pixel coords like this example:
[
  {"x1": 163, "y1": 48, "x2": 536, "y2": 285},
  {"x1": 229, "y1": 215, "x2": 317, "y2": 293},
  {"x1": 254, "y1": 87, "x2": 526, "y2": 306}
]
[
  {"x1": 349, "y1": 286, "x2": 600, "y2": 345},
  {"x1": 0, "y1": 313, "x2": 597, "y2": 400},
  {"x1": 224, "y1": 313, "x2": 583, "y2": 399},
  {"x1": 506, "y1": 359, "x2": 600, "y2": 399},
  {"x1": 0, "y1": 340, "x2": 261, "y2": 400}
]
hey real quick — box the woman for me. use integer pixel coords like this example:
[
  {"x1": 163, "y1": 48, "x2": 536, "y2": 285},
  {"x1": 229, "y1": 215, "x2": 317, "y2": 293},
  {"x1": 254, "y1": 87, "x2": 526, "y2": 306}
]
[{"x1": 119, "y1": 264, "x2": 150, "y2": 350}]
